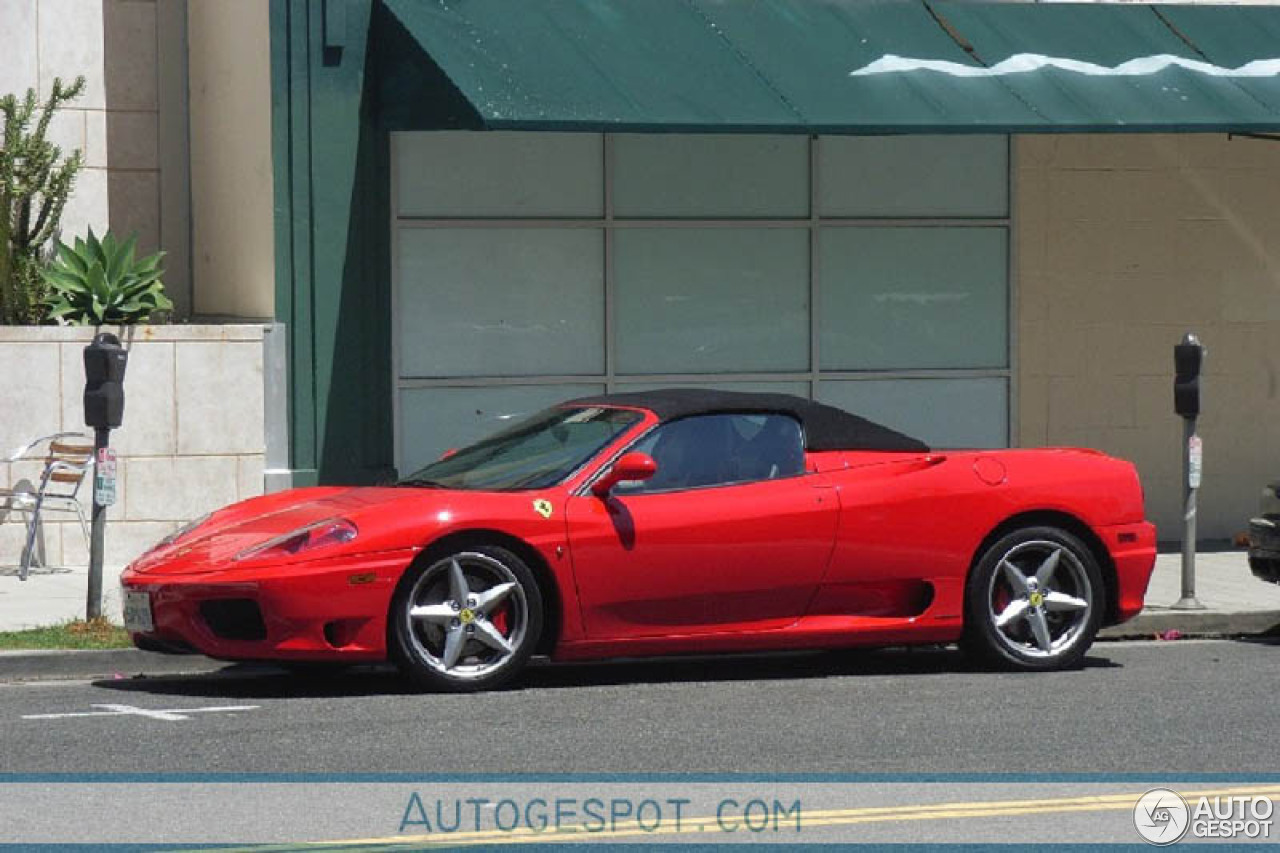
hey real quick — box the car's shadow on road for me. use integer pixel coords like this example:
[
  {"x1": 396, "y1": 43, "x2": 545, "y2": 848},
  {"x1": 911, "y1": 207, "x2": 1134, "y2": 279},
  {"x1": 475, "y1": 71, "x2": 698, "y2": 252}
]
[
  {"x1": 1239, "y1": 632, "x2": 1280, "y2": 647},
  {"x1": 89, "y1": 646, "x2": 1120, "y2": 700}
]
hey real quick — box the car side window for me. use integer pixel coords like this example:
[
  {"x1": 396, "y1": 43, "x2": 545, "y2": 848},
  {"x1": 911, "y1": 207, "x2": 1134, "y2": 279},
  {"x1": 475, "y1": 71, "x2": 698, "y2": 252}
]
[{"x1": 615, "y1": 413, "x2": 805, "y2": 494}]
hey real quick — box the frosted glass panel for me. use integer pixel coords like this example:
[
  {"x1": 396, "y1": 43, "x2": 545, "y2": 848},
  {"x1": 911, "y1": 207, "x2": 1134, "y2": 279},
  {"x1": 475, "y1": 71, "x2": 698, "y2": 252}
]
[
  {"x1": 398, "y1": 384, "x2": 604, "y2": 474},
  {"x1": 613, "y1": 134, "x2": 808, "y2": 217},
  {"x1": 397, "y1": 228, "x2": 604, "y2": 377},
  {"x1": 395, "y1": 131, "x2": 603, "y2": 217},
  {"x1": 614, "y1": 228, "x2": 809, "y2": 374},
  {"x1": 820, "y1": 135, "x2": 1008, "y2": 217},
  {"x1": 616, "y1": 380, "x2": 810, "y2": 397},
  {"x1": 818, "y1": 378, "x2": 1008, "y2": 449},
  {"x1": 820, "y1": 227, "x2": 1007, "y2": 370}
]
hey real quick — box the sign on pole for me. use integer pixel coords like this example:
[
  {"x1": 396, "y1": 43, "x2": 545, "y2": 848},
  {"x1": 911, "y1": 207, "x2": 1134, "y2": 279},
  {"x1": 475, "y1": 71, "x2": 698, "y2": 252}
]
[
  {"x1": 1187, "y1": 435, "x2": 1202, "y2": 490},
  {"x1": 94, "y1": 447, "x2": 118, "y2": 507}
]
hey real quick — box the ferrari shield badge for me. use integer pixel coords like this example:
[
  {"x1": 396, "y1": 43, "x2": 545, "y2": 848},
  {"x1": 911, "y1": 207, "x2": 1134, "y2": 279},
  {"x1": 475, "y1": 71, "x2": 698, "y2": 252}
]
[{"x1": 533, "y1": 499, "x2": 553, "y2": 519}]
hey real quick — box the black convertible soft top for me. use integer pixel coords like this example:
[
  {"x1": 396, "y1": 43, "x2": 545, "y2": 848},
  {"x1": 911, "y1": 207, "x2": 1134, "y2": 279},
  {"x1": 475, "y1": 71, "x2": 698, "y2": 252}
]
[{"x1": 566, "y1": 388, "x2": 930, "y2": 453}]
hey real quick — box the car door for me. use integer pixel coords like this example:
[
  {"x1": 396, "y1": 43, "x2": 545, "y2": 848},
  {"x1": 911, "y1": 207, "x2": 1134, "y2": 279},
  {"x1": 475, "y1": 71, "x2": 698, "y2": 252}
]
[{"x1": 565, "y1": 414, "x2": 839, "y2": 638}]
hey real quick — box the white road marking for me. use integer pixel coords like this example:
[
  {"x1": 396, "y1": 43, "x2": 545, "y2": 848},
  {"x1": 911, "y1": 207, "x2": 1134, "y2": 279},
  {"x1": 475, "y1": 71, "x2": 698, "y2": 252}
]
[{"x1": 22, "y1": 703, "x2": 259, "y2": 721}]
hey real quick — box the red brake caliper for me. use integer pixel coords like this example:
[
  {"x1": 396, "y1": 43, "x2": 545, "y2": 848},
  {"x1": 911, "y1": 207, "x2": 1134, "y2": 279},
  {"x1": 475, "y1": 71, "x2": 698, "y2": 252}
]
[
  {"x1": 993, "y1": 586, "x2": 1010, "y2": 615},
  {"x1": 491, "y1": 605, "x2": 509, "y2": 636}
]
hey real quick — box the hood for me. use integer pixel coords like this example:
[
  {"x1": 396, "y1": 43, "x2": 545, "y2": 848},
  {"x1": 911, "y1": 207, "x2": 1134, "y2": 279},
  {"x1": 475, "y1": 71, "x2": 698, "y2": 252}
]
[{"x1": 128, "y1": 486, "x2": 438, "y2": 574}]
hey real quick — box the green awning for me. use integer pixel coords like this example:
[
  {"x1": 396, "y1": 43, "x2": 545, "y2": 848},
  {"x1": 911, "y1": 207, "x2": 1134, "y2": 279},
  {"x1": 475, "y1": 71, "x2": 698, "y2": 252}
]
[
  {"x1": 380, "y1": 0, "x2": 1280, "y2": 133},
  {"x1": 1157, "y1": 4, "x2": 1280, "y2": 117}
]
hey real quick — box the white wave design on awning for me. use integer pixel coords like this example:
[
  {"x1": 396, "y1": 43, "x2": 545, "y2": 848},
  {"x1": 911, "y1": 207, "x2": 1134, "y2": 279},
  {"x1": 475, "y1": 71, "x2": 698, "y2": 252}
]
[{"x1": 850, "y1": 53, "x2": 1280, "y2": 78}]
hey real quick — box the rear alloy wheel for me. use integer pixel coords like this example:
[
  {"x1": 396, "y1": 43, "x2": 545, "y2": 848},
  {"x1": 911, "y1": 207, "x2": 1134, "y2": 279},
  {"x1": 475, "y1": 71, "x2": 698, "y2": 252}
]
[
  {"x1": 963, "y1": 526, "x2": 1103, "y2": 671},
  {"x1": 390, "y1": 546, "x2": 542, "y2": 692}
]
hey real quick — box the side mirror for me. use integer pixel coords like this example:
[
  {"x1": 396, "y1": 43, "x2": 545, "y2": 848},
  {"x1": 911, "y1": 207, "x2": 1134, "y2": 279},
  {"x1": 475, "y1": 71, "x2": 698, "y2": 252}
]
[{"x1": 592, "y1": 452, "x2": 657, "y2": 497}]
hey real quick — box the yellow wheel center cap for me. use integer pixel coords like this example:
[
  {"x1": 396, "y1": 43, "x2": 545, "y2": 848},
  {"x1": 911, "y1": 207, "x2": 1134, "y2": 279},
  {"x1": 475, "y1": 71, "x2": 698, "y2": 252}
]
[
  {"x1": 460, "y1": 608, "x2": 476, "y2": 624},
  {"x1": 1029, "y1": 592, "x2": 1044, "y2": 608}
]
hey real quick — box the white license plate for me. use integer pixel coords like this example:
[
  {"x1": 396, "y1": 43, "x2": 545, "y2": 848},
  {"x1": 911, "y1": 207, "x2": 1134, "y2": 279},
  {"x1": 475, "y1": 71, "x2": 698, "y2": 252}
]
[{"x1": 123, "y1": 589, "x2": 154, "y2": 633}]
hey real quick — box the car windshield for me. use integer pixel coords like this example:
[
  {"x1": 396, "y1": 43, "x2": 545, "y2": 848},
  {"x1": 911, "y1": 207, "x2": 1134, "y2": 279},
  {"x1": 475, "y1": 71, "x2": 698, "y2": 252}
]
[{"x1": 398, "y1": 406, "x2": 643, "y2": 491}]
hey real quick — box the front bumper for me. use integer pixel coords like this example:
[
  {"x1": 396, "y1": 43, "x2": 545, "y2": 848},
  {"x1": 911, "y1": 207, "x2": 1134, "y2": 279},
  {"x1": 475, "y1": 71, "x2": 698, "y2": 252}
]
[
  {"x1": 1249, "y1": 517, "x2": 1280, "y2": 584},
  {"x1": 120, "y1": 549, "x2": 416, "y2": 662}
]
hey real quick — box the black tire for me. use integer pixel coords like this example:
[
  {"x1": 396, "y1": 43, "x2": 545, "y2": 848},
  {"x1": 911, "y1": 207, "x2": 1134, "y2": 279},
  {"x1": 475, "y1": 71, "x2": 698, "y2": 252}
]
[
  {"x1": 389, "y1": 545, "x2": 543, "y2": 692},
  {"x1": 962, "y1": 526, "x2": 1104, "y2": 671}
]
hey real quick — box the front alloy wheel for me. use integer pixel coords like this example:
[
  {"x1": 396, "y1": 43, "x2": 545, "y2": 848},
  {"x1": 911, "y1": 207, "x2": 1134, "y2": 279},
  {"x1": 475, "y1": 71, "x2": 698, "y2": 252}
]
[
  {"x1": 390, "y1": 546, "x2": 543, "y2": 691},
  {"x1": 963, "y1": 526, "x2": 1104, "y2": 671}
]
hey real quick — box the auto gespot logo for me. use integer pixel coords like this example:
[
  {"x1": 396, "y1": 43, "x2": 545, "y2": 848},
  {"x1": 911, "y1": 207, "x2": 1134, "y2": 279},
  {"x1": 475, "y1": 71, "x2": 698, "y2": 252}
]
[{"x1": 1134, "y1": 788, "x2": 1274, "y2": 844}]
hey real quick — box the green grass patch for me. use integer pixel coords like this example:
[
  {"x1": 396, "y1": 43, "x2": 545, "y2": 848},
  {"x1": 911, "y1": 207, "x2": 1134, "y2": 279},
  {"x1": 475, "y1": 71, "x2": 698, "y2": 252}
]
[{"x1": 0, "y1": 617, "x2": 132, "y2": 650}]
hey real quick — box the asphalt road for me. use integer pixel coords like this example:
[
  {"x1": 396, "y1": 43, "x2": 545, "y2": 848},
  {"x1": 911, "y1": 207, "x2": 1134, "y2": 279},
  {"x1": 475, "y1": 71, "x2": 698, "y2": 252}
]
[{"x1": 1, "y1": 637, "x2": 1277, "y2": 775}]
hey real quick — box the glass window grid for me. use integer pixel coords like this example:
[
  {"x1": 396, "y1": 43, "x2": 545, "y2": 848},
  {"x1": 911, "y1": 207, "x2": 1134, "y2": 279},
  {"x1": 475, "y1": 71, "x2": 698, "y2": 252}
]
[{"x1": 391, "y1": 134, "x2": 1012, "y2": 465}]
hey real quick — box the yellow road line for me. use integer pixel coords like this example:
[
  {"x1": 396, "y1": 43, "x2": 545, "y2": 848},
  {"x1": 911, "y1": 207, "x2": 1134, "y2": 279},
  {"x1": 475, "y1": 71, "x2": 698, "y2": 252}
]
[{"x1": 296, "y1": 784, "x2": 1280, "y2": 849}]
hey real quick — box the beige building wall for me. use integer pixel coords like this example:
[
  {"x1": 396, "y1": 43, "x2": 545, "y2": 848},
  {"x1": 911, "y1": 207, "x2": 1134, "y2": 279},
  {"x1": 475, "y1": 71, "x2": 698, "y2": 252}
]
[
  {"x1": 187, "y1": 0, "x2": 276, "y2": 319},
  {"x1": 0, "y1": 0, "x2": 191, "y2": 315},
  {"x1": 1016, "y1": 133, "x2": 1280, "y2": 542}
]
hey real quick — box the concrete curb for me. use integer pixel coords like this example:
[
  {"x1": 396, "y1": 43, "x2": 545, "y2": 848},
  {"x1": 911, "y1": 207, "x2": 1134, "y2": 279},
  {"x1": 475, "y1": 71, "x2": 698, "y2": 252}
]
[
  {"x1": 1099, "y1": 608, "x2": 1280, "y2": 639},
  {"x1": 0, "y1": 648, "x2": 225, "y2": 682}
]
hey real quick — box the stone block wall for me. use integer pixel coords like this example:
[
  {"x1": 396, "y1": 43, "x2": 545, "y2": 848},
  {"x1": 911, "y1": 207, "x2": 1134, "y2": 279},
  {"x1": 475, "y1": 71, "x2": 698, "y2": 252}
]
[
  {"x1": 0, "y1": 325, "x2": 268, "y2": 569},
  {"x1": 0, "y1": 0, "x2": 191, "y2": 314},
  {"x1": 1016, "y1": 133, "x2": 1280, "y2": 541}
]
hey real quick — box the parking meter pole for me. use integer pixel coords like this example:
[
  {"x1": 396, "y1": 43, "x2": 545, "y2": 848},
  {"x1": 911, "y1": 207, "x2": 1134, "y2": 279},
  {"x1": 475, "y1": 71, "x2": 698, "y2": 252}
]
[
  {"x1": 1172, "y1": 416, "x2": 1204, "y2": 610},
  {"x1": 1172, "y1": 331, "x2": 1205, "y2": 611},
  {"x1": 83, "y1": 332, "x2": 126, "y2": 622},
  {"x1": 86, "y1": 426, "x2": 109, "y2": 621}
]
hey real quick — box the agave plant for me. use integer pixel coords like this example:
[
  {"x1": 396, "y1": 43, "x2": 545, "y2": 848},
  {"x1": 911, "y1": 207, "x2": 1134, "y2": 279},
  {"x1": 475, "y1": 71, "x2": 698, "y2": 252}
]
[{"x1": 41, "y1": 228, "x2": 172, "y2": 325}]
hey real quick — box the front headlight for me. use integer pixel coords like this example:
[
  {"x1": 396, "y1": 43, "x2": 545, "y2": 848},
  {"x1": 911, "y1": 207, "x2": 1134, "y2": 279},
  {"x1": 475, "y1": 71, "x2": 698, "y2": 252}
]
[{"x1": 234, "y1": 518, "x2": 358, "y2": 562}]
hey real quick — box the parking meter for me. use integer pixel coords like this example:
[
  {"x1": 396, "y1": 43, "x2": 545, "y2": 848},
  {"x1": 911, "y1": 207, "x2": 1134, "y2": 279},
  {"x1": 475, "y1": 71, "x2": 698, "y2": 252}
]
[
  {"x1": 1172, "y1": 332, "x2": 1206, "y2": 611},
  {"x1": 83, "y1": 332, "x2": 128, "y2": 429},
  {"x1": 82, "y1": 332, "x2": 128, "y2": 619},
  {"x1": 1173, "y1": 334, "x2": 1203, "y2": 418}
]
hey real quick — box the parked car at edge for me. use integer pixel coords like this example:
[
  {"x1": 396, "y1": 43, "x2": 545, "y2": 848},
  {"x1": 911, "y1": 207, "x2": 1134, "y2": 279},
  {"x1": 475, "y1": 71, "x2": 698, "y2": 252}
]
[
  {"x1": 1249, "y1": 482, "x2": 1280, "y2": 584},
  {"x1": 120, "y1": 389, "x2": 1157, "y2": 691}
]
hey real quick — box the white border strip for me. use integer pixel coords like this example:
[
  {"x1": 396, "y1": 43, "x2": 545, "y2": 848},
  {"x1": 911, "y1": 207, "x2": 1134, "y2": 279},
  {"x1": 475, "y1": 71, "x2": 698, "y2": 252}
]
[{"x1": 851, "y1": 53, "x2": 1280, "y2": 78}]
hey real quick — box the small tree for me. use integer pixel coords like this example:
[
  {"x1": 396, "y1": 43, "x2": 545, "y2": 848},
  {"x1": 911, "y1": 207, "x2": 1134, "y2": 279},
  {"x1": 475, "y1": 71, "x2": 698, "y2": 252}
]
[{"x1": 0, "y1": 76, "x2": 85, "y2": 324}]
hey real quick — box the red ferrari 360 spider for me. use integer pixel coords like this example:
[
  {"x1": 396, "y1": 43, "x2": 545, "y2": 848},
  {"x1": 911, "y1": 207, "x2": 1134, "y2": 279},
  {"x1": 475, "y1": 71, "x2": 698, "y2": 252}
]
[{"x1": 121, "y1": 390, "x2": 1156, "y2": 691}]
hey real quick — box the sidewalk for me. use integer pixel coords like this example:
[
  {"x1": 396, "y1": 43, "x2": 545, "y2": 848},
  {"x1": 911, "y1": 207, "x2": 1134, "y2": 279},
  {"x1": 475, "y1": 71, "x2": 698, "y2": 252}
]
[
  {"x1": 1, "y1": 550, "x2": 1277, "y2": 636},
  {"x1": 0, "y1": 562, "x2": 126, "y2": 631}
]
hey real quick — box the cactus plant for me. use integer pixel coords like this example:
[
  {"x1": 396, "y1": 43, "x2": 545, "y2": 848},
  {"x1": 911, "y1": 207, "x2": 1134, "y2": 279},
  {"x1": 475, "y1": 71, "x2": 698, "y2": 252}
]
[{"x1": 0, "y1": 76, "x2": 86, "y2": 324}]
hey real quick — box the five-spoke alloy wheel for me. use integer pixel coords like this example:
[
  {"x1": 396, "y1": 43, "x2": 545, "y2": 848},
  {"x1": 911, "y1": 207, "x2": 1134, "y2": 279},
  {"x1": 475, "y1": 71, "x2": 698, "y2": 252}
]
[
  {"x1": 963, "y1": 526, "x2": 1104, "y2": 671},
  {"x1": 390, "y1": 545, "x2": 543, "y2": 691}
]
